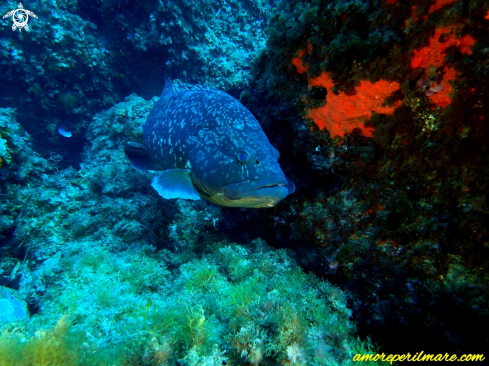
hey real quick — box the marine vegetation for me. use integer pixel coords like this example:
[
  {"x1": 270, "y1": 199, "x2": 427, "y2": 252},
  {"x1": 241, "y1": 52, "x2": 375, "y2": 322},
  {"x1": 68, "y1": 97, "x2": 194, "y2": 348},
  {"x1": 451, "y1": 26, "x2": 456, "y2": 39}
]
[{"x1": 0, "y1": 238, "x2": 379, "y2": 365}]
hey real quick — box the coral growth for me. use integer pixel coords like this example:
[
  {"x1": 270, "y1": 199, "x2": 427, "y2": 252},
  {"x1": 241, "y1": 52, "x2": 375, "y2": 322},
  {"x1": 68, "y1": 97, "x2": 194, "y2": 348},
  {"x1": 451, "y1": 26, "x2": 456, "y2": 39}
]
[
  {"x1": 292, "y1": 44, "x2": 312, "y2": 74},
  {"x1": 292, "y1": 47, "x2": 401, "y2": 138},
  {"x1": 411, "y1": 26, "x2": 476, "y2": 107},
  {"x1": 307, "y1": 73, "x2": 401, "y2": 138},
  {"x1": 427, "y1": 0, "x2": 459, "y2": 15}
]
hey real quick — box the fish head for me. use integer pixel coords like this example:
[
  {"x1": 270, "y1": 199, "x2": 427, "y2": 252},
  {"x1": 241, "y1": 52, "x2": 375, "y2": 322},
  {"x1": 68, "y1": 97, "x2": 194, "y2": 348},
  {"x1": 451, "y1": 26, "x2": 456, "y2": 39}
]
[{"x1": 187, "y1": 128, "x2": 294, "y2": 208}]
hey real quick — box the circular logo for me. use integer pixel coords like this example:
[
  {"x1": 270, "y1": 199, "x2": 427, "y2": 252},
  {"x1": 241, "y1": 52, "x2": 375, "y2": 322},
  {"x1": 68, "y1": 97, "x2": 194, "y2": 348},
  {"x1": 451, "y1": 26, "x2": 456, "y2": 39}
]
[{"x1": 13, "y1": 9, "x2": 28, "y2": 28}]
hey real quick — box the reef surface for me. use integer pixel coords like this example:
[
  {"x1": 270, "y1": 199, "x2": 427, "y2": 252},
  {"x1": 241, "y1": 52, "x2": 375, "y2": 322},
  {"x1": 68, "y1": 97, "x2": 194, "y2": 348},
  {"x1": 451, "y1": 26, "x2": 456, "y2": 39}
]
[{"x1": 0, "y1": 0, "x2": 488, "y2": 364}]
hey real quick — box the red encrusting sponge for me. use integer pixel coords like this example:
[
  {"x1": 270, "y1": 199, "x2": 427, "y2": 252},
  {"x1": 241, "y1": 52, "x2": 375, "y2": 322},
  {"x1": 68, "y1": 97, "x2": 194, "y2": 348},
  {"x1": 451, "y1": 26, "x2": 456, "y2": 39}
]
[{"x1": 292, "y1": 46, "x2": 400, "y2": 138}]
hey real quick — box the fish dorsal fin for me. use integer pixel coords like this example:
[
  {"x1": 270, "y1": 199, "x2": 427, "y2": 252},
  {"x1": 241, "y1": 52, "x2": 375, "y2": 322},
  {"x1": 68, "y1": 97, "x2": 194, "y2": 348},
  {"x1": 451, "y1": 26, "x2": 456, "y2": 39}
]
[
  {"x1": 151, "y1": 169, "x2": 201, "y2": 200},
  {"x1": 161, "y1": 78, "x2": 223, "y2": 97},
  {"x1": 173, "y1": 79, "x2": 219, "y2": 93},
  {"x1": 160, "y1": 77, "x2": 174, "y2": 97}
]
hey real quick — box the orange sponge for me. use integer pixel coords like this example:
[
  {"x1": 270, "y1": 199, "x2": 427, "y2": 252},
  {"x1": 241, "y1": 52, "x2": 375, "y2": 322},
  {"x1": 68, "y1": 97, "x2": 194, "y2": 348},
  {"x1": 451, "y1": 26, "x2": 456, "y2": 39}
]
[{"x1": 307, "y1": 74, "x2": 400, "y2": 138}]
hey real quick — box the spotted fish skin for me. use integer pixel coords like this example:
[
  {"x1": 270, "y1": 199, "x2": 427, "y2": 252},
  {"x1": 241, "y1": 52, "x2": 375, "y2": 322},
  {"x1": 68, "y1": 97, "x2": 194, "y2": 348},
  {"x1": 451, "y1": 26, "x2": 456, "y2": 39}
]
[{"x1": 125, "y1": 78, "x2": 294, "y2": 208}]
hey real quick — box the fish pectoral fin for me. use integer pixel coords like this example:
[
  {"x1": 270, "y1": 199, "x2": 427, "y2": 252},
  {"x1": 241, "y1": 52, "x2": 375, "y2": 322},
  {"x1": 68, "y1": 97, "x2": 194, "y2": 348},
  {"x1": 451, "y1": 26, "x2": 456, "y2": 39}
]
[
  {"x1": 151, "y1": 169, "x2": 201, "y2": 200},
  {"x1": 124, "y1": 142, "x2": 159, "y2": 171},
  {"x1": 286, "y1": 177, "x2": 296, "y2": 195}
]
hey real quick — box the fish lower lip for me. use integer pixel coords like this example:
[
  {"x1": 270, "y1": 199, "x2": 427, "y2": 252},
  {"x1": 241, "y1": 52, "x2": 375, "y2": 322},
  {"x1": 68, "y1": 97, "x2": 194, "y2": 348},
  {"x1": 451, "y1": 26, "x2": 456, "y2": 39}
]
[
  {"x1": 254, "y1": 201, "x2": 275, "y2": 208},
  {"x1": 240, "y1": 185, "x2": 289, "y2": 207},
  {"x1": 239, "y1": 184, "x2": 287, "y2": 199},
  {"x1": 222, "y1": 179, "x2": 289, "y2": 201}
]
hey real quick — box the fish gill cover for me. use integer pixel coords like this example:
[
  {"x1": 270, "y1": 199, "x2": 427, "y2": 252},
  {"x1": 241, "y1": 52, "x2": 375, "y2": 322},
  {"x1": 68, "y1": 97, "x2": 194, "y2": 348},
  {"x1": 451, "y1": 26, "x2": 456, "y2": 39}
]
[{"x1": 0, "y1": 0, "x2": 488, "y2": 364}]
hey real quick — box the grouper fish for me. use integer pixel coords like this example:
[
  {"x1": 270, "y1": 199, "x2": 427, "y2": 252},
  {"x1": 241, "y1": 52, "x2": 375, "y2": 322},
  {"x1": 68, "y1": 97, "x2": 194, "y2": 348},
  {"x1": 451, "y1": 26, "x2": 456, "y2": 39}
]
[{"x1": 124, "y1": 78, "x2": 295, "y2": 208}]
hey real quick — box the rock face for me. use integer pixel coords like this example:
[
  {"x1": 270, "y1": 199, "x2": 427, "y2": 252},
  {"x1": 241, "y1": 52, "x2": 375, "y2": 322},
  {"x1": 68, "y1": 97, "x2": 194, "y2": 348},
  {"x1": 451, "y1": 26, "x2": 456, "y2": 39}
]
[
  {"x1": 0, "y1": 286, "x2": 29, "y2": 323},
  {"x1": 0, "y1": 0, "x2": 273, "y2": 158},
  {"x1": 242, "y1": 0, "x2": 489, "y2": 353}
]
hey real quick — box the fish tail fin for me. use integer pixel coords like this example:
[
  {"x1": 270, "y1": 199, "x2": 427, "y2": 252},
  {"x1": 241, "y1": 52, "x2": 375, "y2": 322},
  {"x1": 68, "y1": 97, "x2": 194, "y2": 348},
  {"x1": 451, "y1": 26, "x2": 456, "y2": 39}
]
[{"x1": 124, "y1": 142, "x2": 159, "y2": 171}]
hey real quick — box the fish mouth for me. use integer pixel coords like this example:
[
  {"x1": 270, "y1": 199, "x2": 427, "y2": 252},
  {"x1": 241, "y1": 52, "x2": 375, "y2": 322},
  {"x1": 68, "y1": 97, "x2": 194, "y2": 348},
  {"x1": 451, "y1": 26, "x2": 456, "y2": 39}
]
[
  {"x1": 222, "y1": 178, "x2": 290, "y2": 207},
  {"x1": 250, "y1": 182, "x2": 287, "y2": 192}
]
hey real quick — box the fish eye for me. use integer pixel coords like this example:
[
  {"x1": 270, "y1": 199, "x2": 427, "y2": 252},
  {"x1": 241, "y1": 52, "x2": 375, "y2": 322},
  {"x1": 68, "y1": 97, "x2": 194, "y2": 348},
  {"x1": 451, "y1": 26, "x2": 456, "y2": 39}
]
[{"x1": 237, "y1": 150, "x2": 250, "y2": 163}]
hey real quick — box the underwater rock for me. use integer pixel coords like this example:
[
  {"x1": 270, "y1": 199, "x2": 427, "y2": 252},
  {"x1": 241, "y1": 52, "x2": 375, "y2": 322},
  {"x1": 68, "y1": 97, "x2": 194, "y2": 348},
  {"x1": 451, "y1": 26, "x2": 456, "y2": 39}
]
[
  {"x1": 243, "y1": 0, "x2": 489, "y2": 353},
  {"x1": 0, "y1": 286, "x2": 28, "y2": 323}
]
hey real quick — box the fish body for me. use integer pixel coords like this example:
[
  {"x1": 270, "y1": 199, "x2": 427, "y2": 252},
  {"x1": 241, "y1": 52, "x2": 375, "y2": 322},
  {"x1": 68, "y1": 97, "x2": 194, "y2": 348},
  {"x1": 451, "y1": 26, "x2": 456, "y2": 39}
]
[{"x1": 124, "y1": 78, "x2": 294, "y2": 208}]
